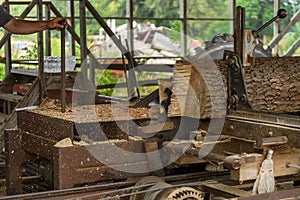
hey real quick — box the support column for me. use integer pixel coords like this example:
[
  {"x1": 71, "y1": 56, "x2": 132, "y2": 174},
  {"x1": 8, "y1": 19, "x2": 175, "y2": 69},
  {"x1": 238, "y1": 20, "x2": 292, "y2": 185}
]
[
  {"x1": 3, "y1": 1, "x2": 11, "y2": 76},
  {"x1": 80, "y1": 0, "x2": 88, "y2": 81},
  {"x1": 68, "y1": 0, "x2": 76, "y2": 56},
  {"x1": 180, "y1": 0, "x2": 187, "y2": 56},
  {"x1": 273, "y1": 0, "x2": 280, "y2": 56},
  {"x1": 229, "y1": 0, "x2": 236, "y2": 35},
  {"x1": 38, "y1": 0, "x2": 44, "y2": 102},
  {"x1": 126, "y1": 0, "x2": 134, "y2": 52},
  {"x1": 45, "y1": 3, "x2": 51, "y2": 56}
]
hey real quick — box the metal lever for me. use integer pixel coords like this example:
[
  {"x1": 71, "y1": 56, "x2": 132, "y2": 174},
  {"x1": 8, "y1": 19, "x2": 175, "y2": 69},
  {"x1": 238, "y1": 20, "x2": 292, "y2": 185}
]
[
  {"x1": 253, "y1": 9, "x2": 287, "y2": 38},
  {"x1": 286, "y1": 162, "x2": 300, "y2": 170}
]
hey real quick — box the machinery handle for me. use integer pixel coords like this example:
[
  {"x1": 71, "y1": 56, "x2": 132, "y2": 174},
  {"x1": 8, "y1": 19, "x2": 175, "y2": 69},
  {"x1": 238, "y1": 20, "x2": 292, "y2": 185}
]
[
  {"x1": 253, "y1": 9, "x2": 287, "y2": 37},
  {"x1": 277, "y1": 8, "x2": 287, "y2": 19}
]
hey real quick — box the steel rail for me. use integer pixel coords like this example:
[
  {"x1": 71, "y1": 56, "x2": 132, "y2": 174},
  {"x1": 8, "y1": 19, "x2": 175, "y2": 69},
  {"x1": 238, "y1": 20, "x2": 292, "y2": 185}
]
[{"x1": 0, "y1": 171, "x2": 228, "y2": 199}]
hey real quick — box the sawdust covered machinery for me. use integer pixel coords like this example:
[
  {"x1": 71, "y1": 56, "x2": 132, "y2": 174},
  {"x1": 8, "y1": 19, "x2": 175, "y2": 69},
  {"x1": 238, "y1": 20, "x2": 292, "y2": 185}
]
[{"x1": 4, "y1": 6, "x2": 300, "y2": 199}]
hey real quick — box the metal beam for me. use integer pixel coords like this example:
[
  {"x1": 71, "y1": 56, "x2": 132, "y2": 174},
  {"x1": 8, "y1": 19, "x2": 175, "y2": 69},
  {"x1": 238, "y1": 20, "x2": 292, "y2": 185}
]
[
  {"x1": 3, "y1": 1, "x2": 11, "y2": 76},
  {"x1": 126, "y1": 0, "x2": 134, "y2": 52},
  {"x1": 229, "y1": 0, "x2": 236, "y2": 34},
  {"x1": 284, "y1": 37, "x2": 300, "y2": 57},
  {"x1": 85, "y1": 0, "x2": 130, "y2": 58},
  {"x1": 68, "y1": 0, "x2": 76, "y2": 56},
  {"x1": 50, "y1": 3, "x2": 107, "y2": 76},
  {"x1": 273, "y1": 0, "x2": 280, "y2": 55},
  {"x1": 234, "y1": 6, "x2": 244, "y2": 60},
  {"x1": 45, "y1": 3, "x2": 51, "y2": 56},
  {"x1": 79, "y1": 0, "x2": 88, "y2": 81},
  {"x1": 37, "y1": 0, "x2": 44, "y2": 101},
  {"x1": 180, "y1": 0, "x2": 187, "y2": 56}
]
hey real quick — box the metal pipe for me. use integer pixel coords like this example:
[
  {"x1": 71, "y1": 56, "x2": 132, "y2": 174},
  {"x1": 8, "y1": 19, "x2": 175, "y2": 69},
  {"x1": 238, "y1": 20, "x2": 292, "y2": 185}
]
[
  {"x1": 234, "y1": 6, "x2": 244, "y2": 60},
  {"x1": 45, "y1": 4, "x2": 51, "y2": 56},
  {"x1": 3, "y1": 0, "x2": 11, "y2": 76},
  {"x1": 61, "y1": 23, "x2": 66, "y2": 113},
  {"x1": 37, "y1": 0, "x2": 44, "y2": 102},
  {"x1": 79, "y1": 0, "x2": 88, "y2": 81},
  {"x1": 286, "y1": 162, "x2": 300, "y2": 170}
]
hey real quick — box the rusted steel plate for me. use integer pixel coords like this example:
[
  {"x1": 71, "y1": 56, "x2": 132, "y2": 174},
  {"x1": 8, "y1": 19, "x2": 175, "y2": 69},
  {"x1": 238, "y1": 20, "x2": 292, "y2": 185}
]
[
  {"x1": 5, "y1": 129, "x2": 23, "y2": 195},
  {"x1": 17, "y1": 110, "x2": 74, "y2": 141},
  {"x1": 21, "y1": 131, "x2": 57, "y2": 159},
  {"x1": 223, "y1": 117, "x2": 300, "y2": 148},
  {"x1": 52, "y1": 141, "x2": 148, "y2": 189}
]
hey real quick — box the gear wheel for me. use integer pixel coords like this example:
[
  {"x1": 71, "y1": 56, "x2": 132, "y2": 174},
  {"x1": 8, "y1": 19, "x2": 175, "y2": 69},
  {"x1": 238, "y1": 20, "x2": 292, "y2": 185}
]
[{"x1": 157, "y1": 186, "x2": 205, "y2": 200}]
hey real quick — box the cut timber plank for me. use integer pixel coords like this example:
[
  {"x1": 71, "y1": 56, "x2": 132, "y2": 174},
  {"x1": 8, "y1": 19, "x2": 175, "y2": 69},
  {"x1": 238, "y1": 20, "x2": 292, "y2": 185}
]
[{"x1": 168, "y1": 59, "x2": 226, "y2": 118}]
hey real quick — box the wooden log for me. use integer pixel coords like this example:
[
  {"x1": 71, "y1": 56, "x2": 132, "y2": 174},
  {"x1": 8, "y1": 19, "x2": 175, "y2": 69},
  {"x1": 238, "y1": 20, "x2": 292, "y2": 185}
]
[{"x1": 168, "y1": 57, "x2": 300, "y2": 118}]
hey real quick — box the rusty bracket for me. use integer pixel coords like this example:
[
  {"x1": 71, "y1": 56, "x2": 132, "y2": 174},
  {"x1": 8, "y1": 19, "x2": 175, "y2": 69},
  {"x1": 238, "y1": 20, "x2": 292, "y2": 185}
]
[{"x1": 227, "y1": 55, "x2": 252, "y2": 110}]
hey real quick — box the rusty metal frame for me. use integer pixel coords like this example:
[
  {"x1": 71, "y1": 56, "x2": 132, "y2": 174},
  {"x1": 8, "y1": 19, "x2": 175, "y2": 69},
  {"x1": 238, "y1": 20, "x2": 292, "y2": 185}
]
[{"x1": 5, "y1": 108, "x2": 153, "y2": 194}]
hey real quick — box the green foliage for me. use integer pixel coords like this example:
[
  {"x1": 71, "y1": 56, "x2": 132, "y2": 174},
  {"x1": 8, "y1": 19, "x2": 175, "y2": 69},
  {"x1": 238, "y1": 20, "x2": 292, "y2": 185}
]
[
  {"x1": 20, "y1": 44, "x2": 38, "y2": 60},
  {"x1": 96, "y1": 70, "x2": 120, "y2": 96},
  {"x1": 0, "y1": 63, "x2": 5, "y2": 80},
  {"x1": 169, "y1": 20, "x2": 180, "y2": 32}
]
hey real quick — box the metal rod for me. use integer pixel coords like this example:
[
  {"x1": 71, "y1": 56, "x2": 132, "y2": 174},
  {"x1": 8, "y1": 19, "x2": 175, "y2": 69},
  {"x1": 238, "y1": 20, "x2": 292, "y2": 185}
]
[
  {"x1": 269, "y1": 9, "x2": 300, "y2": 48},
  {"x1": 61, "y1": 24, "x2": 66, "y2": 113},
  {"x1": 180, "y1": 0, "x2": 187, "y2": 56},
  {"x1": 125, "y1": 39, "x2": 140, "y2": 99},
  {"x1": 119, "y1": 36, "x2": 130, "y2": 97},
  {"x1": 37, "y1": 0, "x2": 44, "y2": 102},
  {"x1": 234, "y1": 6, "x2": 244, "y2": 60},
  {"x1": 286, "y1": 162, "x2": 300, "y2": 170},
  {"x1": 45, "y1": 4, "x2": 51, "y2": 56},
  {"x1": 49, "y1": 4, "x2": 101, "y2": 73},
  {"x1": 85, "y1": 0, "x2": 133, "y2": 63},
  {"x1": 79, "y1": 0, "x2": 88, "y2": 81},
  {"x1": 255, "y1": 16, "x2": 279, "y2": 34},
  {"x1": 3, "y1": 0, "x2": 11, "y2": 76},
  {"x1": 284, "y1": 37, "x2": 300, "y2": 57},
  {"x1": 254, "y1": 9, "x2": 287, "y2": 38}
]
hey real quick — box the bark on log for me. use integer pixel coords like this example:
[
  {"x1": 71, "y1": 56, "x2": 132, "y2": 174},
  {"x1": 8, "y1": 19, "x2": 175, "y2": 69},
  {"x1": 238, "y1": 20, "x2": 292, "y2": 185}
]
[{"x1": 168, "y1": 57, "x2": 300, "y2": 118}]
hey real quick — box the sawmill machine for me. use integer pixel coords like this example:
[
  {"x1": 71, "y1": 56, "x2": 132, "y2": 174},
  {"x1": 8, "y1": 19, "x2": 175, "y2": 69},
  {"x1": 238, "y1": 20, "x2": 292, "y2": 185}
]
[{"x1": 4, "y1": 6, "x2": 300, "y2": 199}]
